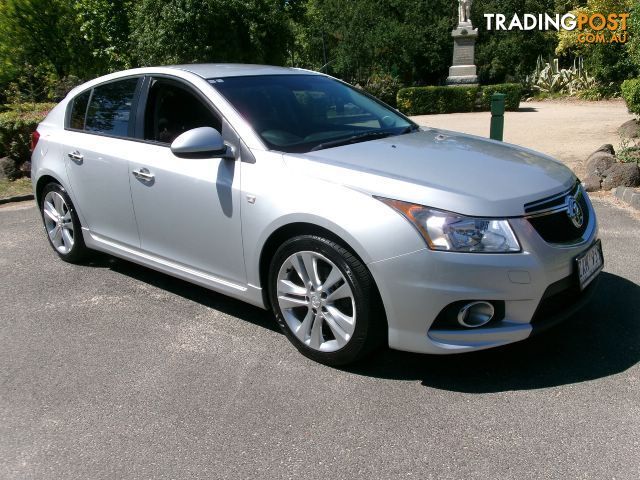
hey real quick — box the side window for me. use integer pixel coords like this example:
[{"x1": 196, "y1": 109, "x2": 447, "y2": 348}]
[
  {"x1": 69, "y1": 90, "x2": 91, "y2": 130},
  {"x1": 85, "y1": 78, "x2": 139, "y2": 137},
  {"x1": 144, "y1": 79, "x2": 222, "y2": 144}
]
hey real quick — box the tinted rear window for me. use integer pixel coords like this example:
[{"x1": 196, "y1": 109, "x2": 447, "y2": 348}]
[
  {"x1": 69, "y1": 90, "x2": 91, "y2": 130},
  {"x1": 85, "y1": 78, "x2": 139, "y2": 137}
]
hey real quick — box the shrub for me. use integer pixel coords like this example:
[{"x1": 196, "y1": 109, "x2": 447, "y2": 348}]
[
  {"x1": 0, "y1": 103, "x2": 54, "y2": 180},
  {"x1": 479, "y1": 83, "x2": 522, "y2": 111},
  {"x1": 396, "y1": 83, "x2": 522, "y2": 115},
  {"x1": 396, "y1": 86, "x2": 478, "y2": 115},
  {"x1": 363, "y1": 72, "x2": 403, "y2": 107},
  {"x1": 621, "y1": 79, "x2": 640, "y2": 116},
  {"x1": 576, "y1": 84, "x2": 620, "y2": 101}
]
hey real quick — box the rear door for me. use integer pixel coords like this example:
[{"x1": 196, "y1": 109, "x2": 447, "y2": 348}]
[
  {"x1": 128, "y1": 77, "x2": 246, "y2": 284},
  {"x1": 64, "y1": 77, "x2": 142, "y2": 247}
]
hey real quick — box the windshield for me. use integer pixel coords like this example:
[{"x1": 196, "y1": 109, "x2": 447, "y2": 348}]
[{"x1": 209, "y1": 74, "x2": 415, "y2": 153}]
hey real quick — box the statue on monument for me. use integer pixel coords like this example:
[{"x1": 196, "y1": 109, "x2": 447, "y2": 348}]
[
  {"x1": 458, "y1": 0, "x2": 472, "y2": 26},
  {"x1": 446, "y1": 0, "x2": 478, "y2": 85}
]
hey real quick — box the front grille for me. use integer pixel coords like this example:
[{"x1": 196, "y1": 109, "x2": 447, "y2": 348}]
[{"x1": 525, "y1": 183, "x2": 590, "y2": 244}]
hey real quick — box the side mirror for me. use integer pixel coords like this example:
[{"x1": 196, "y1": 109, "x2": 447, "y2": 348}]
[{"x1": 170, "y1": 127, "x2": 234, "y2": 159}]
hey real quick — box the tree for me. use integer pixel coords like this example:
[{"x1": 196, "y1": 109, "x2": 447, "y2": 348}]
[
  {"x1": 471, "y1": 0, "x2": 558, "y2": 84},
  {"x1": 556, "y1": 0, "x2": 636, "y2": 88},
  {"x1": 628, "y1": 1, "x2": 640, "y2": 71},
  {"x1": 0, "y1": 0, "x2": 85, "y2": 101},
  {"x1": 0, "y1": 0, "x2": 133, "y2": 101},
  {"x1": 0, "y1": 2, "x2": 20, "y2": 88},
  {"x1": 0, "y1": 0, "x2": 78, "y2": 79},
  {"x1": 74, "y1": 0, "x2": 134, "y2": 73},
  {"x1": 291, "y1": 0, "x2": 456, "y2": 85},
  {"x1": 130, "y1": 0, "x2": 292, "y2": 66}
]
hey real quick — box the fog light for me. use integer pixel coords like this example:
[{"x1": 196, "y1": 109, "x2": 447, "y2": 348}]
[{"x1": 457, "y1": 301, "x2": 495, "y2": 328}]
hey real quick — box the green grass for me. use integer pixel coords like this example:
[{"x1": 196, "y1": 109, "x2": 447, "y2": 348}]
[{"x1": 0, "y1": 177, "x2": 33, "y2": 199}]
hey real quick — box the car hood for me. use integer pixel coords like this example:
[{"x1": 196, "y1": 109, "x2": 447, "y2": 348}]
[{"x1": 283, "y1": 128, "x2": 576, "y2": 217}]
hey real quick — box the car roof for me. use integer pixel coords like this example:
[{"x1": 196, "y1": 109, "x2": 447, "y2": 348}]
[{"x1": 167, "y1": 63, "x2": 319, "y2": 79}]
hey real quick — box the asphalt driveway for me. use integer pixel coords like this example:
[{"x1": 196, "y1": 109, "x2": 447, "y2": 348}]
[{"x1": 1, "y1": 198, "x2": 639, "y2": 479}]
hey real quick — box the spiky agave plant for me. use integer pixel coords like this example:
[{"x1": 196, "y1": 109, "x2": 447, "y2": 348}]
[{"x1": 525, "y1": 55, "x2": 596, "y2": 95}]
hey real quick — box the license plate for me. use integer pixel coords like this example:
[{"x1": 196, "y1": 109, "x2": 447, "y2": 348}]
[{"x1": 575, "y1": 240, "x2": 603, "y2": 290}]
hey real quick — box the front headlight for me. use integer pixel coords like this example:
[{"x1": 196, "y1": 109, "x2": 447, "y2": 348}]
[{"x1": 378, "y1": 198, "x2": 520, "y2": 253}]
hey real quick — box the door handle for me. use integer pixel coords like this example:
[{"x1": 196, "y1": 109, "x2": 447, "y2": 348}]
[
  {"x1": 132, "y1": 167, "x2": 155, "y2": 182},
  {"x1": 68, "y1": 151, "x2": 83, "y2": 163}
]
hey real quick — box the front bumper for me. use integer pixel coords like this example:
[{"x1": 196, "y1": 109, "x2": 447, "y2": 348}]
[{"x1": 368, "y1": 213, "x2": 600, "y2": 355}]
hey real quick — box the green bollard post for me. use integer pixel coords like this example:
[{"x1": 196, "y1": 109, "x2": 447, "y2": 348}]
[{"x1": 490, "y1": 93, "x2": 505, "y2": 141}]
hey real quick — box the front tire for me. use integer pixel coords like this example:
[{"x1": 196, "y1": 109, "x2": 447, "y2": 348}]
[
  {"x1": 40, "y1": 182, "x2": 89, "y2": 263},
  {"x1": 268, "y1": 235, "x2": 384, "y2": 366}
]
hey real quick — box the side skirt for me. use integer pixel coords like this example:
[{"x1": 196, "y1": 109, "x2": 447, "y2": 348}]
[{"x1": 83, "y1": 228, "x2": 266, "y2": 309}]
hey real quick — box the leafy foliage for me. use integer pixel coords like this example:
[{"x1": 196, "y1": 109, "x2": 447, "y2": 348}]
[
  {"x1": 293, "y1": 0, "x2": 457, "y2": 85},
  {"x1": 130, "y1": 0, "x2": 291, "y2": 66},
  {"x1": 0, "y1": 0, "x2": 636, "y2": 111},
  {"x1": 479, "y1": 84, "x2": 523, "y2": 111},
  {"x1": 397, "y1": 86, "x2": 479, "y2": 115},
  {"x1": 0, "y1": 103, "x2": 54, "y2": 179},
  {"x1": 627, "y1": 2, "x2": 640, "y2": 71},
  {"x1": 471, "y1": 0, "x2": 558, "y2": 84},
  {"x1": 0, "y1": 0, "x2": 132, "y2": 102},
  {"x1": 556, "y1": 0, "x2": 637, "y2": 88},
  {"x1": 616, "y1": 133, "x2": 640, "y2": 164},
  {"x1": 0, "y1": 1, "x2": 78, "y2": 80},
  {"x1": 73, "y1": 0, "x2": 134, "y2": 73},
  {"x1": 397, "y1": 83, "x2": 523, "y2": 115},
  {"x1": 362, "y1": 72, "x2": 403, "y2": 107},
  {"x1": 621, "y1": 78, "x2": 640, "y2": 115}
]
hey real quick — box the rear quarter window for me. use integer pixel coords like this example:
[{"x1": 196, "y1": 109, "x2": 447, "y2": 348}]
[{"x1": 69, "y1": 90, "x2": 91, "y2": 130}]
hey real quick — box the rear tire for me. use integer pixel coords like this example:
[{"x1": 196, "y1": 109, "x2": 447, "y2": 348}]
[
  {"x1": 40, "y1": 182, "x2": 89, "y2": 263},
  {"x1": 268, "y1": 235, "x2": 385, "y2": 366}
]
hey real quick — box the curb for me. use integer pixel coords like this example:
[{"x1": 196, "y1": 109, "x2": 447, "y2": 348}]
[
  {"x1": 613, "y1": 186, "x2": 640, "y2": 211},
  {"x1": 0, "y1": 194, "x2": 34, "y2": 205}
]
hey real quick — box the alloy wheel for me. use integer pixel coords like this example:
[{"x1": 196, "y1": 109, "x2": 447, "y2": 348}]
[
  {"x1": 43, "y1": 191, "x2": 75, "y2": 254},
  {"x1": 276, "y1": 251, "x2": 356, "y2": 352}
]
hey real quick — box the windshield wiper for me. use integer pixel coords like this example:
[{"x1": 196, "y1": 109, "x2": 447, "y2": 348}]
[
  {"x1": 310, "y1": 131, "x2": 394, "y2": 152},
  {"x1": 402, "y1": 124, "x2": 421, "y2": 134}
]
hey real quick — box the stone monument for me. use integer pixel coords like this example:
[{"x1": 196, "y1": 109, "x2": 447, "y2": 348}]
[{"x1": 446, "y1": 0, "x2": 478, "y2": 85}]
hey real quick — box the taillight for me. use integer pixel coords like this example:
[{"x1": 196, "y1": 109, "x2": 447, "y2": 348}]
[{"x1": 31, "y1": 130, "x2": 40, "y2": 152}]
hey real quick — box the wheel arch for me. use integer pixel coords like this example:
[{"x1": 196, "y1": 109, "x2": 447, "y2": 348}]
[
  {"x1": 34, "y1": 170, "x2": 88, "y2": 228},
  {"x1": 35, "y1": 174, "x2": 63, "y2": 206},
  {"x1": 258, "y1": 222, "x2": 387, "y2": 329}
]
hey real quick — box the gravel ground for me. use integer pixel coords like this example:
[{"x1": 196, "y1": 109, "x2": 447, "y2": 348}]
[
  {"x1": 1, "y1": 199, "x2": 639, "y2": 479},
  {"x1": 411, "y1": 99, "x2": 634, "y2": 177}
]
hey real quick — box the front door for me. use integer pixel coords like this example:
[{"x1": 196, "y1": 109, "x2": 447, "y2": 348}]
[{"x1": 128, "y1": 78, "x2": 246, "y2": 285}]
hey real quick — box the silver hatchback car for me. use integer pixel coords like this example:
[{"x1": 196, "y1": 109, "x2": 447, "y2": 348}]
[{"x1": 31, "y1": 64, "x2": 603, "y2": 365}]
